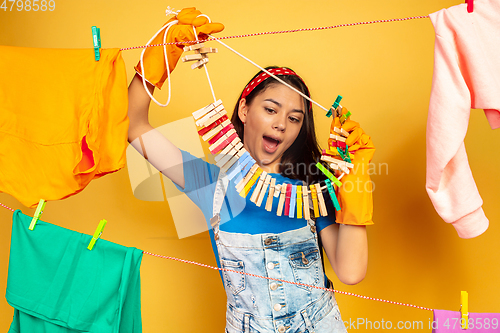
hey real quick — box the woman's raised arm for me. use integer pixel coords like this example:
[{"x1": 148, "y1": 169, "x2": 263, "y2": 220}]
[{"x1": 127, "y1": 74, "x2": 185, "y2": 189}]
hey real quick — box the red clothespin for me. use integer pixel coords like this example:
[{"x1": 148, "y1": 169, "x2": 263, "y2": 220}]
[{"x1": 465, "y1": 0, "x2": 474, "y2": 13}]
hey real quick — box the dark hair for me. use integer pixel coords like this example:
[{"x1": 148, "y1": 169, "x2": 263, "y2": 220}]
[{"x1": 231, "y1": 66, "x2": 324, "y2": 185}]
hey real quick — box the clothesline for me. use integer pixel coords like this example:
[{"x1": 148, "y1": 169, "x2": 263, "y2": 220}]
[
  {"x1": 119, "y1": 15, "x2": 430, "y2": 52},
  {"x1": 0, "y1": 201, "x2": 433, "y2": 311}
]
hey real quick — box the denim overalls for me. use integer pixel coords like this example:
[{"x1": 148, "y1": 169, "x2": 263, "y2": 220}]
[{"x1": 211, "y1": 171, "x2": 348, "y2": 333}]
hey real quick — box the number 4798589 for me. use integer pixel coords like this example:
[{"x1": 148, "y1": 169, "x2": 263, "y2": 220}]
[{"x1": 1, "y1": 0, "x2": 55, "y2": 11}]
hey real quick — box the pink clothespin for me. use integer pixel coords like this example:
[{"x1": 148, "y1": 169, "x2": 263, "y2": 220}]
[{"x1": 465, "y1": 0, "x2": 474, "y2": 13}]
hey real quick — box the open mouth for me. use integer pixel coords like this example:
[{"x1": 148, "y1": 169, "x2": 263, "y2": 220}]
[{"x1": 263, "y1": 136, "x2": 281, "y2": 153}]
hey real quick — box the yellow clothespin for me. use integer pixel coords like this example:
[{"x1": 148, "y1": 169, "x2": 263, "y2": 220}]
[
  {"x1": 240, "y1": 167, "x2": 262, "y2": 198},
  {"x1": 310, "y1": 185, "x2": 320, "y2": 218},
  {"x1": 461, "y1": 291, "x2": 469, "y2": 329},
  {"x1": 29, "y1": 199, "x2": 46, "y2": 231},
  {"x1": 88, "y1": 219, "x2": 107, "y2": 251},
  {"x1": 297, "y1": 186, "x2": 303, "y2": 219}
]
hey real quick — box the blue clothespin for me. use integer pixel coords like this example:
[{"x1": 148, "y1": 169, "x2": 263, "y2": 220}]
[
  {"x1": 325, "y1": 180, "x2": 341, "y2": 211},
  {"x1": 92, "y1": 26, "x2": 101, "y2": 61},
  {"x1": 234, "y1": 158, "x2": 256, "y2": 184},
  {"x1": 88, "y1": 219, "x2": 107, "y2": 250},
  {"x1": 227, "y1": 152, "x2": 251, "y2": 180},
  {"x1": 289, "y1": 185, "x2": 297, "y2": 218},
  {"x1": 29, "y1": 199, "x2": 46, "y2": 231}
]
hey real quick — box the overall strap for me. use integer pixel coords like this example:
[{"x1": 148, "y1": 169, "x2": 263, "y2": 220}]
[{"x1": 208, "y1": 171, "x2": 229, "y2": 282}]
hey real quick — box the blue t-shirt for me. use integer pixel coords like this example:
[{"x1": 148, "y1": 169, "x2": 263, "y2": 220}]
[
  {"x1": 174, "y1": 149, "x2": 336, "y2": 234},
  {"x1": 174, "y1": 149, "x2": 337, "y2": 282}
]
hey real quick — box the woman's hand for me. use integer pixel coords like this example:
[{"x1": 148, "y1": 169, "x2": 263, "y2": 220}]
[
  {"x1": 330, "y1": 113, "x2": 376, "y2": 226},
  {"x1": 134, "y1": 7, "x2": 224, "y2": 89}
]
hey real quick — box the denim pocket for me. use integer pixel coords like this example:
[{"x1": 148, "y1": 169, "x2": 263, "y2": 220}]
[
  {"x1": 289, "y1": 248, "x2": 321, "y2": 291},
  {"x1": 221, "y1": 258, "x2": 246, "y2": 295}
]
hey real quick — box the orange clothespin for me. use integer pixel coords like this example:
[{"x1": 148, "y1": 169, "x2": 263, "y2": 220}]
[
  {"x1": 461, "y1": 291, "x2": 469, "y2": 329},
  {"x1": 465, "y1": 0, "x2": 474, "y2": 13},
  {"x1": 29, "y1": 199, "x2": 46, "y2": 231}
]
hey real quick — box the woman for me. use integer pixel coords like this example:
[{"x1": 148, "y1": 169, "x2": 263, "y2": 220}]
[{"x1": 128, "y1": 8, "x2": 369, "y2": 332}]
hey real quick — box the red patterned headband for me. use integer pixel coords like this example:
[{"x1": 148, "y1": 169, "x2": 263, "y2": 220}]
[{"x1": 240, "y1": 68, "x2": 312, "y2": 112}]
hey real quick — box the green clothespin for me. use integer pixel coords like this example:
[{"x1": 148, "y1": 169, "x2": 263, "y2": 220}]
[
  {"x1": 88, "y1": 219, "x2": 107, "y2": 251},
  {"x1": 315, "y1": 162, "x2": 342, "y2": 187},
  {"x1": 333, "y1": 95, "x2": 342, "y2": 110},
  {"x1": 29, "y1": 199, "x2": 46, "y2": 231},
  {"x1": 340, "y1": 110, "x2": 352, "y2": 125},
  {"x1": 326, "y1": 95, "x2": 343, "y2": 118},
  {"x1": 92, "y1": 26, "x2": 101, "y2": 61},
  {"x1": 337, "y1": 147, "x2": 346, "y2": 161},
  {"x1": 325, "y1": 179, "x2": 341, "y2": 211}
]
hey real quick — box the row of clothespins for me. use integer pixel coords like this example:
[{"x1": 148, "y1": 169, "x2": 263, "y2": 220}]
[
  {"x1": 190, "y1": 95, "x2": 358, "y2": 219},
  {"x1": 29, "y1": 199, "x2": 106, "y2": 251}
]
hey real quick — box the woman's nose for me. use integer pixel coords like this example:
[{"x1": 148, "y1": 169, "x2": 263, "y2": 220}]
[{"x1": 273, "y1": 116, "x2": 286, "y2": 132}]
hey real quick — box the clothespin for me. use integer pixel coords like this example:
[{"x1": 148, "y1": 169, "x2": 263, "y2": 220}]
[
  {"x1": 310, "y1": 185, "x2": 320, "y2": 218},
  {"x1": 182, "y1": 42, "x2": 218, "y2": 69},
  {"x1": 256, "y1": 174, "x2": 272, "y2": 207},
  {"x1": 465, "y1": 0, "x2": 474, "y2": 13},
  {"x1": 284, "y1": 184, "x2": 292, "y2": 216},
  {"x1": 340, "y1": 109, "x2": 352, "y2": 125},
  {"x1": 227, "y1": 152, "x2": 251, "y2": 180},
  {"x1": 461, "y1": 291, "x2": 469, "y2": 329},
  {"x1": 329, "y1": 134, "x2": 346, "y2": 142},
  {"x1": 289, "y1": 185, "x2": 297, "y2": 218},
  {"x1": 235, "y1": 159, "x2": 256, "y2": 188},
  {"x1": 215, "y1": 138, "x2": 240, "y2": 164},
  {"x1": 296, "y1": 186, "x2": 303, "y2": 219},
  {"x1": 326, "y1": 95, "x2": 343, "y2": 118},
  {"x1": 276, "y1": 183, "x2": 287, "y2": 216},
  {"x1": 192, "y1": 100, "x2": 223, "y2": 120},
  {"x1": 325, "y1": 179, "x2": 341, "y2": 211},
  {"x1": 265, "y1": 178, "x2": 276, "y2": 211},
  {"x1": 91, "y1": 26, "x2": 101, "y2": 61},
  {"x1": 302, "y1": 185, "x2": 310, "y2": 220},
  {"x1": 315, "y1": 183, "x2": 328, "y2": 217},
  {"x1": 240, "y1": 167, "x2": 262, "y2": 198},
  {"x1": 250, "y1": 171, "x2": 267, "y2": 203},
  {"x1": 29, "y1": 199, "x2": 46, "y2": 231},
  {"x1": 221, "y1": 147, "x2": 247, "y2": 174},
  {"x1": 315, "y1": 162, "x2": 342, "y2": 187},
  {"x1": 87, "y1": 219, "x2": 107, "y2": 251}
]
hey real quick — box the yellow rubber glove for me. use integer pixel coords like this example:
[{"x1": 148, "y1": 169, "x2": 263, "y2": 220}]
[
  {"x1": 329, "y1": 115, "x2": 375, "y2": 225},
  {"x1": 135, "y1": 7, "x2": 224, "y2": 89}
]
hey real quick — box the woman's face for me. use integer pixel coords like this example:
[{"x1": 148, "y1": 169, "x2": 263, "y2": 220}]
[{"x1": 238, "y1": 83, "x2": 305, "y2": 173}]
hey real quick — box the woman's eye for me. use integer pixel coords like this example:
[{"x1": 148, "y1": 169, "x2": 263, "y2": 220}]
[
  {"x1": 289, "y1": 117, "x2": 300, "y2": 123},
  {"x1": 265, "y1": 108, "x2": 275, "y2": 114}
]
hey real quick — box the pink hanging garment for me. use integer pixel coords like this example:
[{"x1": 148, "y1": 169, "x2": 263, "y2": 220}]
[
  {"x1": 432, "y1": 310, "x2": 500, "y2": 332},
  {"x1": 427, "y1": 0, "x2": 500, "y2": 239}
]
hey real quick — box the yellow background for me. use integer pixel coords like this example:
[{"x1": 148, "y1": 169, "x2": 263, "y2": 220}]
[{"x1": 1, "y1": 0, "x2": 499, "y2": 332}]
